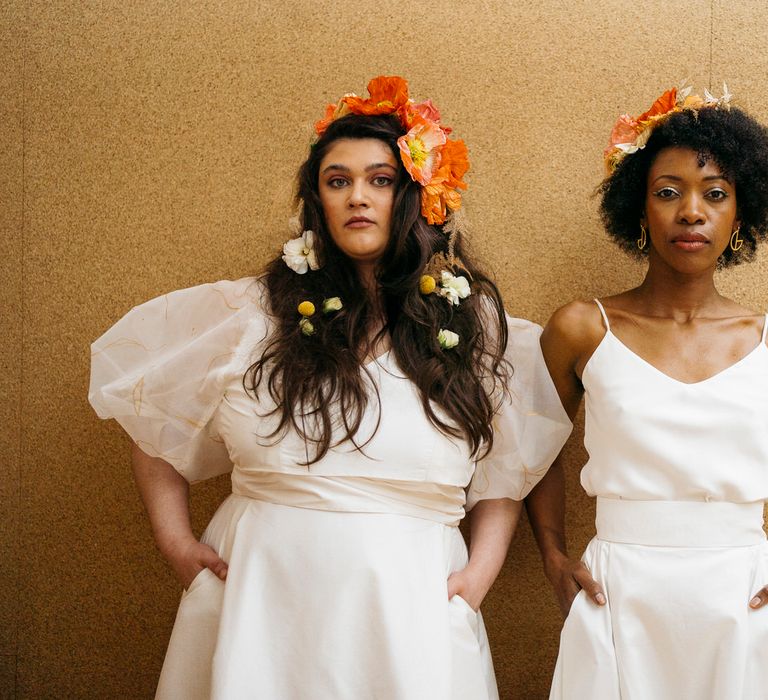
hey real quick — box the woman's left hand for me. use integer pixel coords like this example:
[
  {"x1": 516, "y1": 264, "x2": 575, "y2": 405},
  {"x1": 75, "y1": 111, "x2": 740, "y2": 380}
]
[
  {"x1": 447, "y1": 567, "x2": 490, "y2": 612},
  {"x1": 749, "y1": 585, "x2": 768, "y2": 610}
]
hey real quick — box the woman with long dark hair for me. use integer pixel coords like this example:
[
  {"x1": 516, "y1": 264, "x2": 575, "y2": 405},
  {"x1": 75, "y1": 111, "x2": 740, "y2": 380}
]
[
  {"x1": 90, "y1": 76, "x2": 570, "y2": 699},
  {"x1": 527, "y1": 85, "x2": 768, "y2": 699}
]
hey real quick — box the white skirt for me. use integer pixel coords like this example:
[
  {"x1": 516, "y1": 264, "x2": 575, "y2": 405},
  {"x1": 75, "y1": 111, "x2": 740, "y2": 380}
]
[
  {"x1": 551, "y1": 499, "x2": 768, "y2": 699},
  {"x1": 155, "y1": 494, "x2": 499, "y2": 700}
]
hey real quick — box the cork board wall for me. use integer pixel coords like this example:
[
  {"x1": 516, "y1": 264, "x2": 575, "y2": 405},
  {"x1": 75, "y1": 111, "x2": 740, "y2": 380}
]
[{"x1": 3, "y1": 1, "x2": 768, "y2": 697}]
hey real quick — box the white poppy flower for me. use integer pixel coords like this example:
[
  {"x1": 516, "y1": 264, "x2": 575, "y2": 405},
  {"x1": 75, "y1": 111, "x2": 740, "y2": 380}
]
[
  {"x1": 438, "y1": 328, "x2": 459, "y2": 349},
  {"x1": 438, "y1": 271, "x2": 471, "y2": 306},
  {"x1": 282, "y1": 230, "x2": 320, "y2": 274}
]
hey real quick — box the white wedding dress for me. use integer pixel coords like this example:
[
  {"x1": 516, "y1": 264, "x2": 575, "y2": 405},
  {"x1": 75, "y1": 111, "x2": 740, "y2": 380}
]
[
  {"x1": 89, "y1": 277, "x2": 571, "y2": 700},
  {"x1": 551, "y1": 299, "x2": 768, "y2": 699}
]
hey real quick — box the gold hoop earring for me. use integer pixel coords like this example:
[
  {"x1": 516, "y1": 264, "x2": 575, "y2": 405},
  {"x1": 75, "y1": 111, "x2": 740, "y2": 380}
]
[
  {"x1": 637, "y1": 224, "x2": 647, "y2": 250},
  {"x1": 730, "y1": 227, "x2": 743, "y2": 252}
]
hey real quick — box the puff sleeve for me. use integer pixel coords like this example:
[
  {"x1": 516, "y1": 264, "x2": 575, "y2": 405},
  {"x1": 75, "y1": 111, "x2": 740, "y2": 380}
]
[
  {"x1": 466, "y1": 316, "x2": 572, "y2": 508},
  {"x1": 89, "y1": 277, "x2": 268, "y2": 483}
]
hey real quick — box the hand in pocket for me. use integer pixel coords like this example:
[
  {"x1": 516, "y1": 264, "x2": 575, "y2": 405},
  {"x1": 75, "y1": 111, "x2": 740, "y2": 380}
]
[{"x1": 165, "y1": 537, "x2": 228, "y2": 590}]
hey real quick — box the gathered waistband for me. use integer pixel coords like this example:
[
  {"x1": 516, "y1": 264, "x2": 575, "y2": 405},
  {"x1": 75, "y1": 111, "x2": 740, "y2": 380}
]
[
  {"x1": 595, "y1": 497, "x2": 766, "y2": 547},
  {"x1": 231, "y1": 471, "x2": 466, "y2": 526}
]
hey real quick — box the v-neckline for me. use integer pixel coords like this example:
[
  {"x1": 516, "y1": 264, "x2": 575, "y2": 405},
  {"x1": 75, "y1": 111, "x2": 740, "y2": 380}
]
[
  {"x1": 363, "y1": 349, "x2": 391, "y2": 367},
  {"x1": 603, "y1": 329, "x2": 767, "y2": 386}
]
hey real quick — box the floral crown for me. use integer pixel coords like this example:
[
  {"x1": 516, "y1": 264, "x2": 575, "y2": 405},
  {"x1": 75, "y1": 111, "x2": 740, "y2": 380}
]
[
  {"x1": 314, "y1": 75, "x2": 469, "y2": 226},
  {"x1": 604, "y1": 83, "x2": 733, "y2": 174}
]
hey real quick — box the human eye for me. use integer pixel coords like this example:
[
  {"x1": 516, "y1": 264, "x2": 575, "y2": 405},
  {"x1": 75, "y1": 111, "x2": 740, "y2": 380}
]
[
  {"x1": 371, "y1": 174, "x2": 394, "y2": 187},
  {"x1": 327, "y1": 176, "x2": 348, "y2": 189},
  {"x1": 705, "y1": 187, "x2": 729, "y2": 201},
  {"x1": 652, "y1": 186, "x2": 679, "y2": 199}
]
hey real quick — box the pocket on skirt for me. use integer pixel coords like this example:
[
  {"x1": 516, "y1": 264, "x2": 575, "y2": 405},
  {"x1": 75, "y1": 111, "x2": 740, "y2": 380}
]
[
  {"x1": 450, "y1": 594, "x2": 480, "y2": 635},
  {"x1": 183, "y1": 567, "x2": 216, "y2": 596},
  {"x1": 564, "y1": 588, "x2": 588, "y2": 623}
]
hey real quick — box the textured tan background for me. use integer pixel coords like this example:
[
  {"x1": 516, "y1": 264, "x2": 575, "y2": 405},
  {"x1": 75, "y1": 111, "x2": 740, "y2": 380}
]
[{"x1": 3, "y1": 1, "x2": 768, "y2": 698}]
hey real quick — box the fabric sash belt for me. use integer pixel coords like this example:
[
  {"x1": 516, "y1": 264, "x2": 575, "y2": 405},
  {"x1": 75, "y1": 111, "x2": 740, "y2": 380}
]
[
  {"x1": 231, "y1": 471, "x2": 466, "y2": 526},
  {"x1": 595, "y1": 497, "x2": 766, "y2": 547}
]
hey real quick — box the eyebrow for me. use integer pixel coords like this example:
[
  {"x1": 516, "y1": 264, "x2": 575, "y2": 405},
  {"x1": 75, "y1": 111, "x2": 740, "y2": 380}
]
[
  {"x1": 321, "y1": 162, "x2": 398, "y2": 175},
  {"x1": 651, "y1": 174, "x2": 731, "y2": 185}
]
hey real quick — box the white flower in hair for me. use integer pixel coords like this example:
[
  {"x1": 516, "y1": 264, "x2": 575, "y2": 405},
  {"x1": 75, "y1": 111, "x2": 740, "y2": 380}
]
[
  {"x1": 438, "y1": 329, "x2": 459, "y2": 349},
  {"x1": 282, "y1": 230, "x2": 320, "y2": 274},
  {"x1": 322, "y1": 296, "x2": 343, "y2": 313},
  {"x1": 437, "y1": 270, "x2": 471, "y2": 306}
]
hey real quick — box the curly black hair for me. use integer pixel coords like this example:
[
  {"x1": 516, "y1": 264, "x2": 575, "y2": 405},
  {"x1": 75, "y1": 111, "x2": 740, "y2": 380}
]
[{"x1": 599, "y1": 105, "x2": 768, "y2": 266}]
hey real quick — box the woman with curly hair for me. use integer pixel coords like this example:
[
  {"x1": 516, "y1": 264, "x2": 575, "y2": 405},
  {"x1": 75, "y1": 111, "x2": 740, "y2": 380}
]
[
  {"x1": 89, "y1": 76, "x2": 570, "y2": 699},
  {"x1": 527, "y1": 86, "x2": 768, "y2": 699}
]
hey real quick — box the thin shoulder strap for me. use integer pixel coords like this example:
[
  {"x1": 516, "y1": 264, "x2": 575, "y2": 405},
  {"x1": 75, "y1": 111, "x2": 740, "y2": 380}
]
[
  {"x1": 593, "y1": 298, "x2": 611, "y2": 331},
  {"x1": 761, "y1": 314, "x2": 768, "y2": 344}
]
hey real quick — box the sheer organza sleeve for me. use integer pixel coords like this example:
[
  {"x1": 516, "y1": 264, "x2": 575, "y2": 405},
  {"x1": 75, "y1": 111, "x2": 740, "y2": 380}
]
[
  {"x1": 466, "y1": 316, "x2": 572, "y2": 507},
  {"x1": 88, "y1": 277, "x2": 268, "y2": 483}
]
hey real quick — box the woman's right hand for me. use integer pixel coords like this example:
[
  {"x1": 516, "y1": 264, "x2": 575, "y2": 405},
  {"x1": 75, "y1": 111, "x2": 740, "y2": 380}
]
[
  {"x1": 163, "y1": 536, "x2": 229, "y2": 590},
  {"x1": 528, "y1": 306, "x2": 607, "y2": 619},
  {"x1": 545, "y1": 552, "x2": 605, "y2": 618},
  {"x1": 130, "y1": 445, "x2": 229, "y2": 590}
]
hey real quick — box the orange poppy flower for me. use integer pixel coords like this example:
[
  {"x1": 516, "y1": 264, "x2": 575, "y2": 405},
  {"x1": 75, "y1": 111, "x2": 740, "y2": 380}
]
[
  {"x1": 314, "y1": 98, "x2": 353, "y2": 135},
  {"x1": 421, "y1": 182, "x2": 463, "y2": 225},
  {"x1": 637, "y1": 88, "x2": 677, "y2": 125},
  {"x1": 605, "y1": 114, "x2": 639, "y2": 152},
  {"x1": 398, "y1": 118, "x2": 447, "y2": 185},
  {"x1": 421, "y1": 185, "x2": 447, "y2": 225},
  {"x1": 439, "y1": 138, "x2": 469, "y2": 189},
  {"x1": 402, "y1": 99, "x2": 453, "y2": 134},
  {"x1": 343, "y1": 75, "x2": 410, "y2": 116},
  {"x1": 413, "y1": 99, "x2": 441, "y2": 122},
  {"x1": 417, "y1": 138, "x2": 470, "y2": 223}
]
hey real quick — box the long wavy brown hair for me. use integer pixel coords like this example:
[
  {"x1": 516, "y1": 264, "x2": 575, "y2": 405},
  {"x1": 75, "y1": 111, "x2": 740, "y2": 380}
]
[{"x1": 246, "y1": 113, "x2": 511, "y2": 464}]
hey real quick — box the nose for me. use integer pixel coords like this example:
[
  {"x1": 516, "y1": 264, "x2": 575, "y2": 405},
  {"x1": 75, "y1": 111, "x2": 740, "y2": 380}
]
[
  {"x1": 677, "y1": 192, "x2": 706, "y2": 224},
  {"x1": 347, "y1": 179, "x2": 370, "y2": 208}
]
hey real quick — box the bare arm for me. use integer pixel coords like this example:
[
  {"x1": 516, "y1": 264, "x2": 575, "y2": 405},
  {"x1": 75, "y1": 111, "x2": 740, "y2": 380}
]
[
  {"x1": 447, "y1": 497, "x2": 521, "y2": 611},
  {"x1": 526, "y1": 458, "x2": 605, "y2": 617},
  {"x1": 524, "y1": 303, "x2": 605, "y2": 617},
  {"x1": 132, "y1": 443, "x2": 228, "y2": 588}
]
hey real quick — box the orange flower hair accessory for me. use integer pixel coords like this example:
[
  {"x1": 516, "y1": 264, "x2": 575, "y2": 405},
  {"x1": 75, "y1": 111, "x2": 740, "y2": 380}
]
[
  {"x1": 604, "y1": 83, "x2": 732, "y2": 174},
  {"x1": 314, "y1": 76, "x2": 469, "y2": 225}
]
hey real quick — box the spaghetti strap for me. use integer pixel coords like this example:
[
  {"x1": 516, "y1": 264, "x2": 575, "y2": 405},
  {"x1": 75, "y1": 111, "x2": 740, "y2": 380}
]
[
  {"x1": 761, "y1": 314, "x2": 768, "y2": 344},
  {"x1": 593, "y1": 299, "x2": 611, "y2": 331}
]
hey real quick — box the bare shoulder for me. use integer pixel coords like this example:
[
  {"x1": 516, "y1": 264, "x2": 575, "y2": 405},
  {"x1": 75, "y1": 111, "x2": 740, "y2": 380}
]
[
  {"x1": 539, "y1": 300, "x2": 605, "y2": 410},
  {"x1": 541, "y1": 299, "x2": 611, "y2": 387},
  {"x1": 544, "y1": 300, "x2": 605, "y2": 348},
  {"x1": 721, "y1": 298, "x2": 768, "y2": 346},
  {"x1": 723, "y1": 298, "x2": 764, "y2": 320}
]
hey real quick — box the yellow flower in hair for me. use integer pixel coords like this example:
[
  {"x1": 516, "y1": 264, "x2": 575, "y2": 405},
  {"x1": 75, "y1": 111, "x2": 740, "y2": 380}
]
[
  {"x1": 298, "y1": 301, "x2": 315, "y2": 317},
  {"x1": 419, "y1": 275, "x2": 436, "y2": 294}
]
